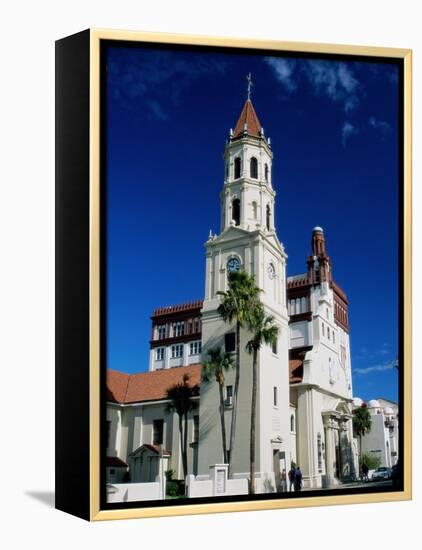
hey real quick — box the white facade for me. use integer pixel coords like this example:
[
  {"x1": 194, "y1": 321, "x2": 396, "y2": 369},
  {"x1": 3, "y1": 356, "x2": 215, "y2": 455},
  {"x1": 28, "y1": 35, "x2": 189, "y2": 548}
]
[
  {"x1": 106, "y1": 97, "x2": 360, "y2": 495},
  {"x1": 354, "y1": 398, "x2": 399, "y2": 468},
  {"x1": 106, "y1": 397, "x2": 200, "y2": 482}
]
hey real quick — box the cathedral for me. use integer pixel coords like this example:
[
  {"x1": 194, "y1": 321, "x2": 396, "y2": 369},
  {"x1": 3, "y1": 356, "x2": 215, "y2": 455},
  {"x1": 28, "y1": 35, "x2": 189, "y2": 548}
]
[{"x1": 106, "y1": 92, "x2": 358, "y2": 497}]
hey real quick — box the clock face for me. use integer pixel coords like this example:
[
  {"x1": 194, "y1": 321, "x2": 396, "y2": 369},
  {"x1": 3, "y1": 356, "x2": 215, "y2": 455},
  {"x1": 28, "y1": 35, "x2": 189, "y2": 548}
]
[
  {"x1": 267, "y1": 262, "x2": 276, "y2": 279},
  {"x1": 227, "y1": 257, "x2": 241, "y2": 273}
]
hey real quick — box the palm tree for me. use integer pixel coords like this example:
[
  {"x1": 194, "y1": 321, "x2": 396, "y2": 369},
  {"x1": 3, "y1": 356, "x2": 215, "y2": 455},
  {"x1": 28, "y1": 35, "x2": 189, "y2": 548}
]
[
  {"x1": 217, "y1": 270, "x2": 261, "y2": 477},
  {"x1": 202, "y1": 347, "x2": 234, "y2": 464},
  {"x1": 246, "y1": 303, "x2": 279, "y2": 494},
  {"x1": 352, "y1": 403, "x2": 372, "y2": 476},
  {"x1": 166, "y1": 373, "x2": 199, "y2": 482}
]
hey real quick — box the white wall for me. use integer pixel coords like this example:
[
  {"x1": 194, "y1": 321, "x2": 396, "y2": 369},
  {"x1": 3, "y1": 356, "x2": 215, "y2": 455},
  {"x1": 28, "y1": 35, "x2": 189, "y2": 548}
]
[
  {"x1": 107, "y1": 482, "x2": 162, "y2": 503},
  {"x1": 2, "y1": 2, "x2": 420, "y2": 550}
]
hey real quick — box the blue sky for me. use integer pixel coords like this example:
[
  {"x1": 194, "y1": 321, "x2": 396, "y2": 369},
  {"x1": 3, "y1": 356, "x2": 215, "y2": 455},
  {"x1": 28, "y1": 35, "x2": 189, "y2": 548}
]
[{"x1": 105, "y1": 44, "x2": 400, "y2": 402}]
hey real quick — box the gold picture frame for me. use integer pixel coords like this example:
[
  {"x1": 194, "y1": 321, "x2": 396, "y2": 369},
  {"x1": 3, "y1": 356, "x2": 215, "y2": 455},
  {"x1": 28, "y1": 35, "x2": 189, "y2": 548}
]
[{"x1": 55, "y1": 28, "x2": 412, "y2": 521}]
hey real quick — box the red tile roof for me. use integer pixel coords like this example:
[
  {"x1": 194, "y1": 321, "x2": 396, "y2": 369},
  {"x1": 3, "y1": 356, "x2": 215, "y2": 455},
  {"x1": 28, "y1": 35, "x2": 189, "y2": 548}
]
[
  {"x1": 152, "y1": 300, "x2": 203, "y2": 318},
  {"x1": 108, "y1": 358, "x2": 303, "y2": 405},
  {"x1": 233, "y1": 99, "x2": 262, "y2": 138},
  {"x1": 106, "y1": 456, "x2": 128, "y2": 468},
  {"x1": 287, "y1": 274, "x2": 310, "y2": 289},
  {"x1": 332, "y1": 280, "x2": 349, "y2": 304},
  {"x1": 106, "y1": 369, "x2": 130, "y2": 403},
  {"x1": 137, "y1": 444, "x2": 172, "y2": 457},
  {"x1": 107, "y1": 365, "x2": 202, "y2": 404}
]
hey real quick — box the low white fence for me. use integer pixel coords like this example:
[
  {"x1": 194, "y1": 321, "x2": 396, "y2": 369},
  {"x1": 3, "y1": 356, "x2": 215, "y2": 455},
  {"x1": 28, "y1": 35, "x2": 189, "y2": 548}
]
[
  {"x1": 106, "y1": 481, "x2": 162, "y2": 503},
  {"x1": 186, "y1": 464, "x2": 249, "y2": 498}
]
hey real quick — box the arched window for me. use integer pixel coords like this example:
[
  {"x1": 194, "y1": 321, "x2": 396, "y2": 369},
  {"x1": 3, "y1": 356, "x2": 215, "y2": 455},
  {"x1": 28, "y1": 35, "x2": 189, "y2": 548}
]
[
  {"x1": 232, "y1": 198, "x2": 240, "y2": 226},
  {"x1": 266, "y1": 204, "x2": 271, "y2": 230},
  {"x1": 265, "y1": 163, "x2": 269, "y2": 182},
  {"x1": 234, "y1": 157, "x2": 241, "y2": 179},
  {"x1": 290, "y1": 414, "x2": 295, "y2": 432},
  {"x1": 250, "y1": 157, "x2": 258, "y2": 179},
  {"x1": 252, "y1": 201, "x2": 258, "y2": 219}
]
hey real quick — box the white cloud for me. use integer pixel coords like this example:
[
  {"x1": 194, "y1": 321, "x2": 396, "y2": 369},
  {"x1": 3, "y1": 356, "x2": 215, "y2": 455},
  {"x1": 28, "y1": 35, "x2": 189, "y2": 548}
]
[
  {"x1": 354, "y1": 358, "x2": 398, "y2": 375},
  {"x1": 369, "y1": 116, "x2": 391, "y2": 134},
  {"x1": 265, "y1": 57, "x2": 361, "y2": 125},
  {"x1": 264, "y1": 58, "x2": 297, "y2": 92},
  {"x1": 304, "y1": 61, "x2": 359, "y2": 112},
  {"x1": 341, "y1": 122, "x2": 357, "y2": 147}
]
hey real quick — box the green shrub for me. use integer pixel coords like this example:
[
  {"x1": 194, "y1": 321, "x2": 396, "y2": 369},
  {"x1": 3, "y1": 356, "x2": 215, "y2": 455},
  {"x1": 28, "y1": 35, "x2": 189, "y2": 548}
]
[{"x1": 360, "y1": 453, "x2": 381, "y2": 470}]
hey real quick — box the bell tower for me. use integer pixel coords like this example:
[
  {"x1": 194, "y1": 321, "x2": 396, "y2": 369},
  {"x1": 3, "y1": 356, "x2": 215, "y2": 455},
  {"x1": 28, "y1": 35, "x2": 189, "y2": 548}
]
[
  {"x1": 198, "y1": 78, "x2": 292, "y2": 490},
  {"x1": 221, "y1": 93, "x2": 275, "y2": 233}
]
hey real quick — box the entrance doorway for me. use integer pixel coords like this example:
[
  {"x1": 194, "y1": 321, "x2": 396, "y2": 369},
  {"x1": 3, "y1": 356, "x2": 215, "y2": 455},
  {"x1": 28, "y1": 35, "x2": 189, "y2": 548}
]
[{"x1": 273, "y1": 450, "x2": 281, "y2": 490}]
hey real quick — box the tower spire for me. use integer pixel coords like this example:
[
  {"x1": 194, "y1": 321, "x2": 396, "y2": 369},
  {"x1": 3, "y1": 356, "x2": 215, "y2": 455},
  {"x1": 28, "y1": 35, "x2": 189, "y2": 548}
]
[{"x1": 308, "y1": 227, "x2": 332, "y2": 285}]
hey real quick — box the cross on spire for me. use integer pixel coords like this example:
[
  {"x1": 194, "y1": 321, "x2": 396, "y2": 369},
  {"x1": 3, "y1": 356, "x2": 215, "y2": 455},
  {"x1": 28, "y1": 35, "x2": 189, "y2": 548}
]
[{"x1": 246, "y1": 72, "x2": 253, "y2": 100}]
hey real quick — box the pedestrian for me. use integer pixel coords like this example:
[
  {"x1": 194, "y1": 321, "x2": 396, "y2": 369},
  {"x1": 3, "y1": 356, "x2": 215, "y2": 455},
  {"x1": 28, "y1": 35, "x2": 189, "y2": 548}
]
[
  {"x1": 294, "y1": 466, "x2": 303, "y2": 491},
  {"x1": 280, "y1": 469, "x2": 287, "y2": 492},
  {"x1": 362, "y1": 462, "x2": 369, "y2": 482},
  {"x1": 288, "y1": 466, "x2": 295, "y2": 492}
]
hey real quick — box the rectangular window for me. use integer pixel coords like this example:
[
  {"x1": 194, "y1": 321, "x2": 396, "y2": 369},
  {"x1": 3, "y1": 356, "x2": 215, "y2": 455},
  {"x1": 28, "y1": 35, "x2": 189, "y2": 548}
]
[
  {"x1": 173, "y1": 321, "x2": 185, "y2": 337},
  {"x1": 155, "y1": 347, "x2": 165, "y2": 361},
  {"x1": 272, "y1": 338, "x2": 278, "y2": 355},
  {"x1": 193, "y1": 415, "x2": 199, "y2": 443},
  {"x1": 225, "y1": 385, "x2": 233, "y2": 406},
  {"x1": 189, "y1": 341, "x2": 202, "y2": 355},
  {"x1": 171, "y1": 344, "x2": 183, "y2": 358},
  {"x1": 273, "y1": 386, "x2": 278, "y2": 407},
  {"x1": 225, "y1": 332, "x2": 236, "y2": 353},
  {"x1": 157, "y1": 324, "x2": 167, "y2": 340},
  {"x1": 153, "y1": 419, "x2": 164, "y2": 445}
]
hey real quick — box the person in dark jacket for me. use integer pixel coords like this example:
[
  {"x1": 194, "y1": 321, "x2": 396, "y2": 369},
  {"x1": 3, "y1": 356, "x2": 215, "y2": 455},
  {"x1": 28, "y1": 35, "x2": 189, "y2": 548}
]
[
  {"x1": 361, "y1": 462, "x2": 369, "y2": 482},
  {"x1": 288, "y1": 467, "x2": 295, "y2": 492},
  {"x1": 294, "y1": 466, "x2": 303, "y2": 491}
]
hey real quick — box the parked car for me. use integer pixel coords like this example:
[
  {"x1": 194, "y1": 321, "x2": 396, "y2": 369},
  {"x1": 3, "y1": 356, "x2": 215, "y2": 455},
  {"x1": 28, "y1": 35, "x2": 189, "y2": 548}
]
[{"x1": 371, "y1": 467, "x2": 391, "y2": 481}]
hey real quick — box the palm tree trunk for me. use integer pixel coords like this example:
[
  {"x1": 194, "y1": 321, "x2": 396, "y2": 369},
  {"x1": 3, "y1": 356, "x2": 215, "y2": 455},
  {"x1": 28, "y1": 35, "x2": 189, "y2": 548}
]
[
  {"x1": 178, "y1": 414, "x2": 187, "y2": 480},
  {"x1": 228, "y1": 321, "x2": 241, "y2": 478},
  {"x1": 183, "y1": 411, "x2": 188, "y2": 480},
  {"x1": 249, "y1": 348, "x2": 257, "y2": 494},
  {"x1": 218, "y1": 382, "x2": 228, "y2": 464}
]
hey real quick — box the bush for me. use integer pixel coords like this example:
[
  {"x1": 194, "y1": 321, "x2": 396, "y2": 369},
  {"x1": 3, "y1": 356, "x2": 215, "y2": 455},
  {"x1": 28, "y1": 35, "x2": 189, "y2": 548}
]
[
  {"x1": 166, "y1": 479, "x2": 185, "y2": 498},
  {"x1": 165, "y1": 469, "x2": 175, "y2": 482},
  {"x1": 360, "y1": 453, "x2": 381, "y2": 470}
]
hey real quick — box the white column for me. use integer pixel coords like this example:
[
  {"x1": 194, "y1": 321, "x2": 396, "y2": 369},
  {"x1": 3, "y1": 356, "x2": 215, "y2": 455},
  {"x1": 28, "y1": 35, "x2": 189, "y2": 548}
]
[
  {"x1": 240, "y1": 187, "x2": 245, "y2": 228},
  {"x1": 225, "y1": 191, "x2": 230, "y2": 229},
  {"x1": 324, "y1": 419, "x2": 336, "y2": 487},
  {"x1": 182, "y1": 342, "x2": 188, "y2": 367},
  {"x1": 205, "y1": 253, "x2": 212, "y2": 300}
]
